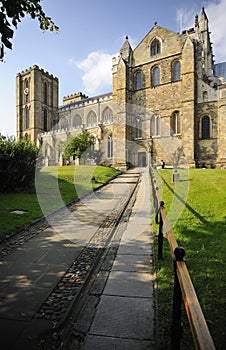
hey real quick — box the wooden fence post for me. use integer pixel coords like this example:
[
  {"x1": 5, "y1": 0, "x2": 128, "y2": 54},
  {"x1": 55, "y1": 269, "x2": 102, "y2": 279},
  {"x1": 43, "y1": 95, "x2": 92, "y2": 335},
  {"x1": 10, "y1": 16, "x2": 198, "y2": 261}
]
[{"x1": 171, "y1": 246, "x2": 185, "y2": 350}]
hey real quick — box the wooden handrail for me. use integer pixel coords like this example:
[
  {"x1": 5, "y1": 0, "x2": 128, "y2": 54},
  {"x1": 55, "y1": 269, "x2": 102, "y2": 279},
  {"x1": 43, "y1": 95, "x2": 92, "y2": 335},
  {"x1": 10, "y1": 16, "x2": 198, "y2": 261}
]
[
  {"x1": 150, "y1": 169, "x2": 216, "y2": 350},
  {"x1": 177, "y1": 261, "x2": 216, "y2": 350}
]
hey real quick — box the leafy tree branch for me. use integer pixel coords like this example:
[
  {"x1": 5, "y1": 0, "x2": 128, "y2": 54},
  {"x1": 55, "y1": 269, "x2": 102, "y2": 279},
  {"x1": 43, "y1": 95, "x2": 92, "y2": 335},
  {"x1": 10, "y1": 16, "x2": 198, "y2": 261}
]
[{"x1": 0, "y1": 0, "x2": 59, "y2": 60}]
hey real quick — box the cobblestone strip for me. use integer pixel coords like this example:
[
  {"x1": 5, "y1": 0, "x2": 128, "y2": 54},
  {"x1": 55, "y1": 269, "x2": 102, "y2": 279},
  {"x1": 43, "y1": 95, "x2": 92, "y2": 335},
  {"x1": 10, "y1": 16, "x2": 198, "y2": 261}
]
[{"x1": 0, "y1": 219, "x2": 50, "y2": 260}]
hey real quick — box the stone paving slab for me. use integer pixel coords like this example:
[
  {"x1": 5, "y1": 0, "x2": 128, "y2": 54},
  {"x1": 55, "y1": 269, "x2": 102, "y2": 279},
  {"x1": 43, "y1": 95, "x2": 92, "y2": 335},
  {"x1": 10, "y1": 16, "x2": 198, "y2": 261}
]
[
  {"x1": 103, "y1": 270, "x2": 154, "y2": 298},
  {"x1": 116, "y1": 242, "x2": 151, "y2": 255},
  {"x1": 0, "y1": 261, "x2": 62, "y2": 286},
  {"x1": 0, "y1": 319, "x2": 28, "y2": 350},
  {"x1": 89, "y1": 294, "x2": 154, "y2": 339},
  {"x1": 0, "y1": 285, "x2": 52, "y2": 321},
  {"x1": 84, "y1": 335, "x2": 155, "y2": 350},
  {"x1": 111, "y1": 254, "x2": 152, "y2": 272}
]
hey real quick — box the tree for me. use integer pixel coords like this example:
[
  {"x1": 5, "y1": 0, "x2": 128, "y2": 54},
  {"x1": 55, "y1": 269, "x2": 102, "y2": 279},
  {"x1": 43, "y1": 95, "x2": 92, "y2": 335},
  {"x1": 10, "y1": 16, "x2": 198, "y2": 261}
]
[
  {"x1": 0, "y1": 0, "x2": 59, "y2": 61},
  {"x1": 0, "y1": 136, "x2": 39, "y2": 192},
  {"x1": 64, "y1": 131, "x2": 95, "y2": 160}
]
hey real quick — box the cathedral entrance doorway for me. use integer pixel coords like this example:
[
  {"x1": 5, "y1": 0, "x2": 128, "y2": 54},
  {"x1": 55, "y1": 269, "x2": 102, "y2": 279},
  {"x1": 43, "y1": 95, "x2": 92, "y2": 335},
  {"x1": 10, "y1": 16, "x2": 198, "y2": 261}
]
[{"x1": 138, "y1": 152, "x2": 147, "y2": 167}]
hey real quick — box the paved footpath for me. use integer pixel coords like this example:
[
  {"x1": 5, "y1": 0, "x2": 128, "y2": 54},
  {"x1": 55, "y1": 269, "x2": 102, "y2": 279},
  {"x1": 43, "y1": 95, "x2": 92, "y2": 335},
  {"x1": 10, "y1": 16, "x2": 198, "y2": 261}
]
[
  {"x1": 0, "y1": 168, "x2": 156, "y2": 350},
  {"x1": 82, "y1": 168, "x2": 156, "y2": 350}
]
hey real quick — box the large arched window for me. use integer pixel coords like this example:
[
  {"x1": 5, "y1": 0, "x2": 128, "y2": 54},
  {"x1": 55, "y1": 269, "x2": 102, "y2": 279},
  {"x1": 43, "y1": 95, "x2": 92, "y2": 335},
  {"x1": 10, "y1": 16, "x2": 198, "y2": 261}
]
[
  {"x1": 25, "y1": 106, "x2": 30, "y2": 129},
  {"x1": 172, "y1": 61, "x2": 181, "y2": 81},
  {"x1": 102, "y1": 107, "x2": 113, "y2": 124},
  {"x1": 43, "y1": 82, "x2": 48, "y2": 105},
  {"x1": 43, "y1": 109, "x2": 48, "y2": 131},
  {"x1": 107, "y1": 134, "x2": 113, "y2": 158},
  {"x1": 87, "y1": 111, "x2": 97, "y2": 127},
  {"x1": 170, "y1": 111, "x2": 180, "y2": 135},
  {"x1": 60, "y1": 117, "x2": 68, "y2": 130},
  {"x1": 73, "y1": 114, "x2": 82, "y2": 128},
  {"x1": 150, "y1": 38, "x2": 161, "y2": 56},
  {"x1": 151, "y1": 115, "x2": 160, "y2": 137},
  {"x1": 24, "y1": 79, "x2": 29, "y2": 103},
  {"x1": 135, "y1": 71, "x2": 142, "y2": 90},
  {"x1": 152, "y1": 66, "x2": 160, "y2": 87},
  {"x1": 201, "y1": 116, "x2": 210, "y2": 139},
  {"x1": 135, "y1": 117, "x2": 142, "y2": 138}
]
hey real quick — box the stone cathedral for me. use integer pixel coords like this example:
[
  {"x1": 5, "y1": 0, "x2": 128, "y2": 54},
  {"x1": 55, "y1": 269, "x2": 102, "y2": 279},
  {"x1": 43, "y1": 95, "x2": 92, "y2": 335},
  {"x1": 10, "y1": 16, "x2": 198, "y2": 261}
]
[{"x1": 16, "y1": 8, "x2": 226, "y2": 169}]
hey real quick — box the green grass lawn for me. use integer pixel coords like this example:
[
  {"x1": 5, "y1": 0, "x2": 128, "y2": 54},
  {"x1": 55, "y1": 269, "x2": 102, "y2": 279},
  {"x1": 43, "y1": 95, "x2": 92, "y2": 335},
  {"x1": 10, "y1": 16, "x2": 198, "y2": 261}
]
[
  {"x1": 0, "y1": 165, "x2": 120, "y2": 240},
  {"x1": 153, "y1": 169, "x2": 226, "y2": 350}
]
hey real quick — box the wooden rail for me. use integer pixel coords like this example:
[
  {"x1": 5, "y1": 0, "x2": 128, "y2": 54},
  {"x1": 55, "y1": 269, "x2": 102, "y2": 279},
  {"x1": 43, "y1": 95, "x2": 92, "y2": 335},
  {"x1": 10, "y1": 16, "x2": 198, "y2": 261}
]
[{"x1": 150, "y1": 168, "x2": 216, "y2": 350}]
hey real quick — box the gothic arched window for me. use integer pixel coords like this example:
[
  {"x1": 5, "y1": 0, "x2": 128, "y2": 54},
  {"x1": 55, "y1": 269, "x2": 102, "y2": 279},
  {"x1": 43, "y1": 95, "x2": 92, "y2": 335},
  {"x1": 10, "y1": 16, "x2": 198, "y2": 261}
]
[
  {"x1": 170, "y1": 111, "x2": 180, "y2": 135},
  {"x1": 172, "y1": 61, "x2": 181, "y2": 81},
  {"x1": 152, "y1": 66, "x2": 160, "y2": 87},
  {"x1": 43, "y1": 109, "x2": 48, "y2": 131},
  {"x1": 151, "y1": 115, "x2": 160, "y2": 137},
  {"x1": 135, "y1": 117, "x2": 142, "y2": 138},
  {"x1": 107, "y1": 134, "x2": 113, "y2": 158},
  {"x1": 87, "y1": 111, "x2": 97, "y2": 127},
  {"x1": 201, "y1": 116, "x2": 210, "y2": 139},
  {"x1": 73, "y1": 114, "x2": 82, "y2": 128},
  {"x1": 135, "y1": 71, "x2": 142, "y2": 90},
  {"x1": 25, "y1": 106, "x2": 30, "y2": 129},
  {"x1": 24, "y1": 79, "x2": 29, "y2": 103},
  {"x1": 102, "y1": 107, "x2": 113, "y2": 124},
  {"x1": 61, "y1": 117, "x2": 68, "y2": 130},
  {"x1": 150, "y1": 38, "x2": 161, "y2": 56},
  {"x1": 44, "y1": 82, "x2": 48, "y2": 105}
]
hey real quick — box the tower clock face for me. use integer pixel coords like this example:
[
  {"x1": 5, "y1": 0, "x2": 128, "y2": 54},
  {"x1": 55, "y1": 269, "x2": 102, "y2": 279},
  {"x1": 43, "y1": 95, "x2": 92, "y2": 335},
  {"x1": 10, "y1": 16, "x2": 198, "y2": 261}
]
[{"x1": 24, "y1": 88, "x2": 29, "y2": 95}]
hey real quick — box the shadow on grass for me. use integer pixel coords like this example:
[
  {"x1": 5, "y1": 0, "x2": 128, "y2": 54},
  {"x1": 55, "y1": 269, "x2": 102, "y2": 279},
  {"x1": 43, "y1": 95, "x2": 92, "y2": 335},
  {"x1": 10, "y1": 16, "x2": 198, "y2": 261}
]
[{"x1": 159, "y1": 172, "x2": 208, "y2": 224}]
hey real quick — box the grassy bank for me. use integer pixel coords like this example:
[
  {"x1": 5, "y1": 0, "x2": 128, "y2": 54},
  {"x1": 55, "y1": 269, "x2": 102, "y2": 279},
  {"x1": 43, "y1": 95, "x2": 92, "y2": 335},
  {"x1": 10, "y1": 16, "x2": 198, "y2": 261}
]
[
  {"x1": 0, "y1": 165, "x2": 120, "y2": 240},
  {"x1": 153, "y1": 169, "x2": 226, "y2": 350}
]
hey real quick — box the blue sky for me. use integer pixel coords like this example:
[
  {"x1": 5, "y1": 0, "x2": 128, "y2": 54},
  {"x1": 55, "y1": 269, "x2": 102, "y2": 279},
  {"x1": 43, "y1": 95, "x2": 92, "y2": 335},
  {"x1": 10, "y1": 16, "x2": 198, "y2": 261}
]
[{"x1": 1, "y1": 0, "x2": 226, "y2": 137}]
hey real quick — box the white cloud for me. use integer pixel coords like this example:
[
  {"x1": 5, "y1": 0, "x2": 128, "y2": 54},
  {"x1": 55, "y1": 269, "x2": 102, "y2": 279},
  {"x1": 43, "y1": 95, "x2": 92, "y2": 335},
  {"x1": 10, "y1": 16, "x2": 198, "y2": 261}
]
[
  {"x1": 75, "y1": 51, "x2": 114, "y2": 95},
  {"x1": 177, "y1": 1, "x2": 226, "y2": 63},
  {"x1": 176, "y1": 7, "x2": 196, "y2": 33},
  {"x1": 205, "y1": 0, "x2": 226, "y2": 62},
  {"x1": 72, "y1": 35, "x2": 138, "y2": 96}
]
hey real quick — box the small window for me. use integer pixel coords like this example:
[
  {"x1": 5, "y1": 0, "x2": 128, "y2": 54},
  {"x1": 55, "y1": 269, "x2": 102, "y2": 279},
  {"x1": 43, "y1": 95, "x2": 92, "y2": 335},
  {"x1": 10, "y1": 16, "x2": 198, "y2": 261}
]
[
  {"x1": 43, "y1": 109, "x2": 48, "y2": 131},
  {"x1": 172, "y1": 61, "x2": 181, "y2": 81},
  {"x1": 151, "y1": 115, "x2": 160, "y2": 137},
  {"x1": 102, "y1": 107, "x2": 113, "y2": 124},
  {"x1": 201, "y1": 116, "x2": 210, "y2": 139},
  {"x1": 170, "y1": 111, "x2": 180, "y2": 135},
  {"x1": 152, "y1": 66, "x2": 160, "y2": 87},
  {"x1": 150, "y1": 38, "x2": 161, "y2": 56},
  {"x1": 203, "y1": 91, "x2": 208, "y2": 102},
  {"x1": 107, "y1": 134, "x2": 113, "y2": 158},
  {"x1": 135, "y1": 71, "x2": 142, "y2": 90},
  {"x1": 135, "y1": 117, "x2": 142, "y2": 138}
]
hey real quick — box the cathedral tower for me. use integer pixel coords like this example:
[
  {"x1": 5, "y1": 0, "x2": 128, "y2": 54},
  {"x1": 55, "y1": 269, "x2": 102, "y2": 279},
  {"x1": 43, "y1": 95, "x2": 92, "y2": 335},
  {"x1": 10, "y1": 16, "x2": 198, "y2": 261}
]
[{"x1": 16, "y1": 65, "x2": 59, "y2": 143}]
